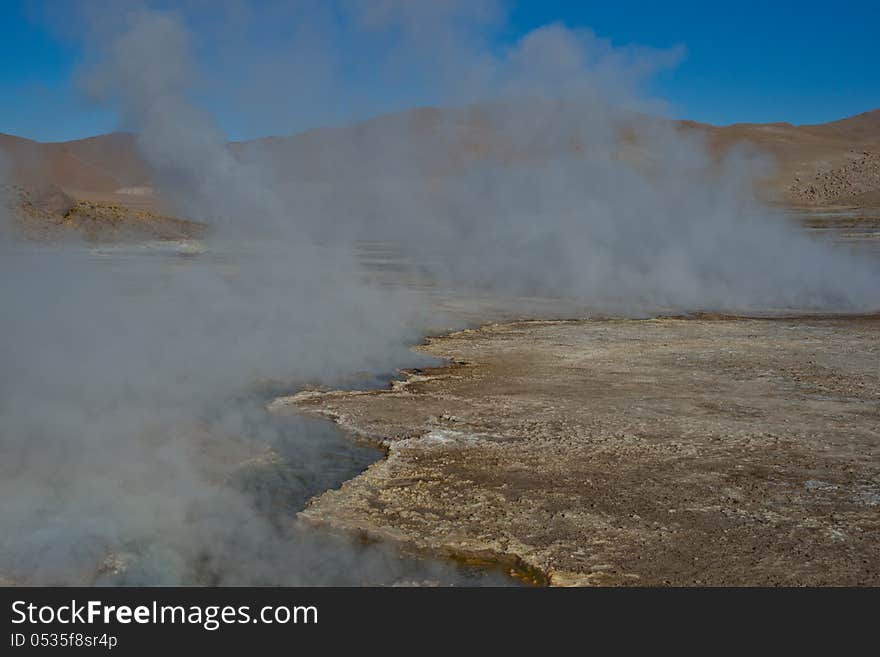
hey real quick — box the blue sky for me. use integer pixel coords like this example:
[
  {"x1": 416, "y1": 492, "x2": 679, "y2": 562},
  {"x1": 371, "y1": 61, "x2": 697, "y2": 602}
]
[{"x1": 1, "y1": 0, "x2": 878, "y2": 142}]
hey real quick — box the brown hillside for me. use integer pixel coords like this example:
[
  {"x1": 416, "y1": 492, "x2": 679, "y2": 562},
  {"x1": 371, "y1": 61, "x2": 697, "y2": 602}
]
[
  {"x1": 687, "y1": 109, "x2": 880, "y2": 206},
  {"x1": 0, "y1": 132, "x2": 155, "y2": 207},
  {"x1": 3, "y1": 108, "x2": 879, "y2": 211}
]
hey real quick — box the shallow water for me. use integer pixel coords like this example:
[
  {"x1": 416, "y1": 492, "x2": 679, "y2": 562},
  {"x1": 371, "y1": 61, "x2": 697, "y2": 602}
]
[
  {"x1": 3, "y1": 206, "x2": 877, "y2": 586},
  {"x1": 0, "y1": 242, "x2": 520, "y2": 586},
  {"x1": 200, "y1": 379, "x2": 522, "y2": 586},
  {"x1": 790, "y1": 207, "x2": 880, "y2": 257}
]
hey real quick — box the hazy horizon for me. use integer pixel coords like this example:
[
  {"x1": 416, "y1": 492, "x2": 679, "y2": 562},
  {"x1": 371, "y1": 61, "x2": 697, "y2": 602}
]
[
  {"x1": 2, "y1": 0, "x2": 879, "y2": 142},
  {"x1": 3, "y1": 102, "x2": 879, "y2": 146}
]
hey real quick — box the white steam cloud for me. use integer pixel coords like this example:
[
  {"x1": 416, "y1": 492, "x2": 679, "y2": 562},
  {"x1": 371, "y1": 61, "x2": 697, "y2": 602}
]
[{"x1": 0, "y1": 1, "x2": 877, "y2": 585}]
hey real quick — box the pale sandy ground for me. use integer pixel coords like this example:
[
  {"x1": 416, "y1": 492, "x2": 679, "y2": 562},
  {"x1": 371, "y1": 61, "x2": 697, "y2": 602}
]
[{"x1": 275, "y1": 315, "x2": 880, "y2": 586}]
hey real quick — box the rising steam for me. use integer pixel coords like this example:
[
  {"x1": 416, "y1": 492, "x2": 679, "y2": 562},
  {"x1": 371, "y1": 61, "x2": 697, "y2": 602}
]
[{"x1": 0, "y1": 1, "x2": 877, "y2": 585}]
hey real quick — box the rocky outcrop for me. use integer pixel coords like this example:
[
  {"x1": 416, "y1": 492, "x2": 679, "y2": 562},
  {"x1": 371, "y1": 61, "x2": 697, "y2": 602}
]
[
  {"x1": 2, "y1": 183, "x2": 206, "y2": 242},
  {"x1": 23, "y1": 183, "x2": 76, "y2": 216},
  {"x1": 788, "y1": 151, "x2": 880, "y2": 205}
]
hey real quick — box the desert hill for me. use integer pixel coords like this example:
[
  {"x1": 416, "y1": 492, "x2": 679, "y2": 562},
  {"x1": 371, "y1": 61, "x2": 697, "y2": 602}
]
[
  {"x1": 2, "y1": 107, "x2": 879, "y2": 218},
  {"x1": 0, "y1": 132, "x2": 154, "y2": 204},
  {"x1": 686, "y1": 109, "x2": 880, "y2": 206}
]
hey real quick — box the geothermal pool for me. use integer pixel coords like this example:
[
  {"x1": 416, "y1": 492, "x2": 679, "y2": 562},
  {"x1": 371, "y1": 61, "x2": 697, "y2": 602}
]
[
  {"x1": 1, "y1": 207, "x2": 877, "y2": 586},
  {"x1": 0, "y1": 243, "x2": 527, "y2": 586}
]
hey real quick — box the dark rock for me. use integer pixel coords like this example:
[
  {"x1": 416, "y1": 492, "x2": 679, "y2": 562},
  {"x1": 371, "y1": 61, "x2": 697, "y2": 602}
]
[{"x1": 26, "y1": 183, "x2": 76, "y2": 217}]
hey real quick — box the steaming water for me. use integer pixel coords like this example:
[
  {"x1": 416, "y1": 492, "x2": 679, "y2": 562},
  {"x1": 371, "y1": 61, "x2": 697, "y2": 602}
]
[
  {"x1": 4, "y1": 1, "x2": 879, "y2": 586},
  {"x1": 1, "y1": 206, "x2": 877, "y2": 587},
  {"x1": 786, "y1": 208, "x2": 880, "y2": 256},
  {"x1": 0, "y1": 243, "x2": 520, "y2": 586}
]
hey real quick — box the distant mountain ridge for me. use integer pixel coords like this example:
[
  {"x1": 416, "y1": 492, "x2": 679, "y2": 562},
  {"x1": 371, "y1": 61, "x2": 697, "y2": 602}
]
[{"x1": 3, "y1": 107, "x2": 879, "y2": 210}]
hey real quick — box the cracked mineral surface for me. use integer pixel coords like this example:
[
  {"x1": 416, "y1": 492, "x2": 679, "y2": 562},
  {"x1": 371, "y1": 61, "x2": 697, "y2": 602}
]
[{"x1": 274, "y1": 315, "x2": 880, "y2": 586}]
